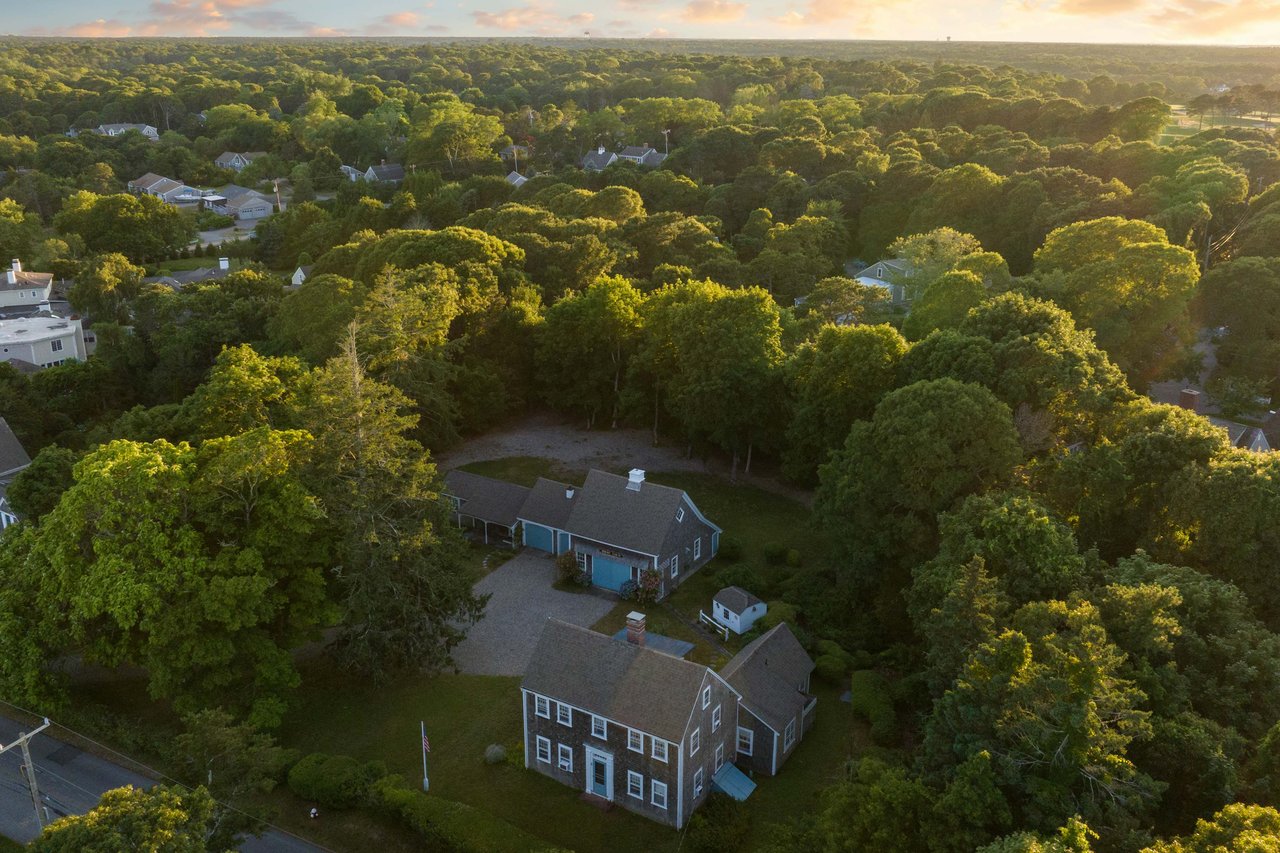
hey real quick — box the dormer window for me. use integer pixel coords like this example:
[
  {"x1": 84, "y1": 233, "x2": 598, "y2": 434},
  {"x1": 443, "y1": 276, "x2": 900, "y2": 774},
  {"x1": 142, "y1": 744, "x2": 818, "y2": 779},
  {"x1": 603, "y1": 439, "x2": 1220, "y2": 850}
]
[{"x1": 676, "y1": 507, "x2": 685, "y2": 522}]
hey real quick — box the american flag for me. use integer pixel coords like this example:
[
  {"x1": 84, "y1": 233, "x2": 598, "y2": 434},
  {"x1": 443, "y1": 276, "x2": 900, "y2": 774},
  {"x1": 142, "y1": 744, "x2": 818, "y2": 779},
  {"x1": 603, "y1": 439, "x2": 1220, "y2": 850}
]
[{"x1": 423, "y1": 733, "x2": 431, "y2": 753}]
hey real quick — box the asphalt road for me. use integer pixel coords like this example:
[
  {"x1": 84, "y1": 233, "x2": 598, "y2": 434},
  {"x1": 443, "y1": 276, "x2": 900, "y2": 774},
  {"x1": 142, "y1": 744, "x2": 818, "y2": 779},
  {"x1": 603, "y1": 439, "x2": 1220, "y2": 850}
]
[{"x1": 0, "y1": 715, "x2": 322, "y2": 851}]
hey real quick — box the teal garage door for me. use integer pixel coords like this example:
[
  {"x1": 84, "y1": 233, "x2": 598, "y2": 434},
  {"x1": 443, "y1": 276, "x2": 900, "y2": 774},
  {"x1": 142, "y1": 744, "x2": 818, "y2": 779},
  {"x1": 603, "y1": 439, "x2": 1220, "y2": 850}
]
[
  {"x1": 592, "y1": 556, "x2": 632, "y2": 592},
  {"x1": 524, "y1": 523, "x2": 554, "y2": 553}
]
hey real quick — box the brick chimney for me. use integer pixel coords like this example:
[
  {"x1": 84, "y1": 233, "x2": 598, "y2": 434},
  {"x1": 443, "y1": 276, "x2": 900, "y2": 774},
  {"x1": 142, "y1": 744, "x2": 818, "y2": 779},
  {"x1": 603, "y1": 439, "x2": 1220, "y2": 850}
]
[
  {"x1": 1179, "y1": 388, "x2": 1201, "y2": 412},
  {"x1": 626, "y1": 468, "x2": 644, "y2": 492},
  {"x1": 626, "y1": 611, "x2": 646, "y2": 646}
]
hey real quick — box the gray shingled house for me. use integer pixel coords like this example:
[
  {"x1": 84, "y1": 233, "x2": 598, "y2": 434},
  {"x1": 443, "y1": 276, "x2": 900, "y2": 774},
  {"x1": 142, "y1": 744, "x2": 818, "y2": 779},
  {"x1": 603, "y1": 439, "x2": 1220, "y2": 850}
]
[
  {"x1": 720, "y1": 624, "x2": 816, "y2": 777},
  {"x1": 581, "y1": 146, "x2": 618, "y2": 171},
  {"x1": 0, "y1": 417, "x2": 31, "y2": 530},
  {"x1": 518, "y1": 469, "x2": 720, "y2": 599},
  {"x1": 443, "y1": 467, "x2": 720, "y2": 600},
  {"x1": 522, "y1": 615, "x2": 740, "y2": 828}
]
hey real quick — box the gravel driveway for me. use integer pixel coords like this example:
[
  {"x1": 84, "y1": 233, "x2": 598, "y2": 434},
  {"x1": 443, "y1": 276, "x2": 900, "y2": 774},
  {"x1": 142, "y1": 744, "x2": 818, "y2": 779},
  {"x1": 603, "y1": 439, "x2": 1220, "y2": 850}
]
[{"x1": 451, "y1": 550, "x2": 615, "y2": 676}]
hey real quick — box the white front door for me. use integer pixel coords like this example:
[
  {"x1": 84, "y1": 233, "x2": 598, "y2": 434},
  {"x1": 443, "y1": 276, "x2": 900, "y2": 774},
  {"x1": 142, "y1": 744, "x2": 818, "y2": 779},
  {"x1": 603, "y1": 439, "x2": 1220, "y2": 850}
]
[{"x1": 585, "y1": 746, "x2": 613, "y2": 800}]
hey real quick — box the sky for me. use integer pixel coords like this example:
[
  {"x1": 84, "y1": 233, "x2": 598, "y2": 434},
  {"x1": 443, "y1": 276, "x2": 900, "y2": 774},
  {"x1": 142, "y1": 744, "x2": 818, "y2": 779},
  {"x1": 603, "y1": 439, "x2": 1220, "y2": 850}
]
[{"x1": 18, "y1": 0, "x2": 1280, "y2": 44}]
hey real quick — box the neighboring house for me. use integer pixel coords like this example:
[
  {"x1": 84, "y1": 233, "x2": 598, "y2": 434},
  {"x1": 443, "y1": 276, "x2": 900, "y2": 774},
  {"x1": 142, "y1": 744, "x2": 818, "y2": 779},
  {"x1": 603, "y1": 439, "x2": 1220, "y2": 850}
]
[
  {"x1": 711, "y1": 587, "x2": 767, "y2": 635},
  {"x1": 93, "y1": 123, "x2": 159, "y2": 141},
  {"x1": 0, "y1": 417, "x2": 31, "y2": 531},
  {"x1": 143, "y1": 258, "x2": 234, "y2": 290},
  {"x1": 214, "y1": 151, "x2": 267, "y2": 172},
  {"x1": 128, "y1": 173, "x2": 204, "y2": 204},
  {"x1": 519, "y1": 469, "x2": 720, "y2": 599},
  {"x1": 443, "y1": 470, "x2": 533, "y2": 546},
  {"x1": 499, "y1": 144, "x2": 530, "y2": 162},
  {"x1": 365, "y1": 163, "x2": 406, "y2": 183},
  {"x1": 854, "y1": 258, "x2": 917, "y2": 304},
  {"x1": 582, "y1": 146, "x2": 618, "y2": 171},
  {"x1": 521, "y1": 615, "x2": 742, "y2": 829},
  {"x1": 0, "y1": 260, "x2": 54, "y2": 312},
  {"x1": 617, "y1": 145, "x2": 667, "y2": 168},
  {"x1": 290, "y1": 265, "x2": 313, "y2": 287},
  {"x1": 340, "y1": 164, "x2": 364, "y2": 182},
  {"x1": 0, "y1": 315, "x2": 85, "y2": 370},
  {"x1": 506, "y1": 171, "x2": 528, "y2": 188},
  {"x1": 1208, "y1": 416, "x2": 1272, "y2": 453},
  {"x1": 445, "y1": 467, "x2": 721, "y2": 598},
  {"x1": 222, "y1": 191, "x2": 273, "y2": 221},
  {"x1": 720, "y1": 624, "x2": 816, "y2": 777}
]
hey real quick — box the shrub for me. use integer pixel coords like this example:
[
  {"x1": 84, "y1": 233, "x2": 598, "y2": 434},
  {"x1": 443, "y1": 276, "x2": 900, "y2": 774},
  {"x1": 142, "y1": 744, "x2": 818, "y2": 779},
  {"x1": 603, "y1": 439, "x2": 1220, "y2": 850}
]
[
  {"x1": 484, "y1": 744, "x2": 506, "y2": 765},
  {"x1": 372, "y1": 775, "x2": 550, "y2": 852},
  {"x1": 848, "y1": 670, "x2": 897, "y2": 745},
  {"x1": 815, "y1": 653, "x2": 849, "y2": 684},
  {"x1": 636, "y1": 567, "x2": 662, "y2": 604},
  {"x1": 287, "y1": 752, "x2": 387, "y2": 808},
  {"x1": 716, "y1": 536, "x2": 744, "y2": 562},
  {"x1": 785, "y1": 548, "x2": 802, "y2": 567},
  {"x1": 714, "y1": 564, "x2": 765, "y2": 597},
  {"x1": 555, "y1": 552, "x2": 582, "y2": 585},
  {"x1": 685, "y1": 792, "x2": 751, "y2": 853},
  {"x1": 758, "y1": 600, "x2": 798, "y2": 632},
  {"x1": 619, "y1": 579, "x2": 638, "y2": 600},
  {"x1": 763, "y1": 544, "x2": 789, "y2": 565}
]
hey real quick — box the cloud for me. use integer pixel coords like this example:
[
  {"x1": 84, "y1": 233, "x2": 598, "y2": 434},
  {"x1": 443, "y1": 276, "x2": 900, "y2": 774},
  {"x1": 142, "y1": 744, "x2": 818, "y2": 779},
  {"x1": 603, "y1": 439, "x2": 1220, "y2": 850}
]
[
  {"x1": 38, "y1": 0, "x2": 307, "y2": 36},
  {"x1": 364, "y1": 10, "x2": 422, "y2": 33},
  {"x1": 772, "y1": 0, "x2": 876, "y2": 25},
  {"x1": 472, "y1": 2, "x2": 594, "y2": 33},
  {"x1": 647, "y1": 26, "x2": 675, "y2": 35},
  {"x1": 1156, "y1": 0, "x2": 1280, "y2": 35},
  {"x1": 679, "y1": 0, "x2": 747, "y2": 20},
  {"x1": 1054, "y1": 0, "x2": 1145, "y2": 13},
  {"x1": 58, "y1": 18, "x2": 135, "y2": 36}
]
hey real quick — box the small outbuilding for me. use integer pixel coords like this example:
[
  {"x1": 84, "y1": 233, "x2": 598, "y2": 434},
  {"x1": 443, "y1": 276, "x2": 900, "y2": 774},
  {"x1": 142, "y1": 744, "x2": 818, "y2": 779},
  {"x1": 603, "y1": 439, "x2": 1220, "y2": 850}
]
[{"x1": 712, "y1": 587, "x2": 767, "y2": 635}]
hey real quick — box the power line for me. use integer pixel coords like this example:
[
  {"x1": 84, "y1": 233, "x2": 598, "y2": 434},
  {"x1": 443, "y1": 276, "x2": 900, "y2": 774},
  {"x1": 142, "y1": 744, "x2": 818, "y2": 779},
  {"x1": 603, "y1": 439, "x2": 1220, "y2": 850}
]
[{"x1": 0, "y1": 697, "x2": 335, "y2": 852}]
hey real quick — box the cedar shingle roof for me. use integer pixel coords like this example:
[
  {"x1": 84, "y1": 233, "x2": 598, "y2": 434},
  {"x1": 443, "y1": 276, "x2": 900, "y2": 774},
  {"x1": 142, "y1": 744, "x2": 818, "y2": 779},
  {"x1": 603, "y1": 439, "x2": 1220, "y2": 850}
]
[
  {"x1": 0, "y1": 418, "x2": 31, "y2": 479},
  {"x1": 0, "y1": 271, "x2": 53, "y2": 294},
  {"x1": 713, "y1": 586, "x2": 763, "y2": 615},
  {"x1": 523, "y1": 619, "x2": 711, "y2": 742},
  {"x1": 518, "y1": 476, "x2": 578, "y2": 530},
  {"x1": 563, "y1": 470, "x2": 684, "y2": 556},
  {"x1": 443, "y1": 470, "x2": 530, "y2": 529},
  {"x1": 368, "y1": 163, "x2": 406, "y2": 182},
  {"x1": 720, "y1": 624, "x2": 814, "y2": 734}
]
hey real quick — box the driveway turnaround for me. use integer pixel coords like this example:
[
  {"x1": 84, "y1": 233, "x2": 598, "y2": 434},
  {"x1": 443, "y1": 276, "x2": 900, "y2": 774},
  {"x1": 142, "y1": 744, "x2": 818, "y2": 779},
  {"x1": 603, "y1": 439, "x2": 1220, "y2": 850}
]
[{"x1": 452, "y1": 551, "x2": 615, "y2": 676}]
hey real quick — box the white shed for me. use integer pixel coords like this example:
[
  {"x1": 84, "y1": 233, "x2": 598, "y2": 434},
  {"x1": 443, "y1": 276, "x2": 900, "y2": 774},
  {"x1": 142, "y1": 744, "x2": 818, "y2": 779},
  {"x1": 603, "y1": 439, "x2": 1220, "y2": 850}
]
[{"x1": 712, "y1": 586, "x2": 767, "y2": 635}]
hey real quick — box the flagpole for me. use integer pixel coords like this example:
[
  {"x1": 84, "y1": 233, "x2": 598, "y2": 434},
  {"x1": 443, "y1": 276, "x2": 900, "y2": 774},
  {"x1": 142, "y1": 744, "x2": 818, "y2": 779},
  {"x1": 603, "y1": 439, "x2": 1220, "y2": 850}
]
[{"x1": 420, "y1": 721, "x2": 430, "y2": 792}]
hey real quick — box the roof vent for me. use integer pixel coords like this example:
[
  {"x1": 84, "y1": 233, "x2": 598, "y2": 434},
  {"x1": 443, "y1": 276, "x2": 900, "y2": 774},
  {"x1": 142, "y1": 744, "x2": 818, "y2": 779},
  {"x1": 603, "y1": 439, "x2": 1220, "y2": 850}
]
[
  {"x1": 218, "y1": 257, "x2": 230, "y2": 271},
  {"x1": 627, "y1": 469, "x2": 644, "y2": 491}
]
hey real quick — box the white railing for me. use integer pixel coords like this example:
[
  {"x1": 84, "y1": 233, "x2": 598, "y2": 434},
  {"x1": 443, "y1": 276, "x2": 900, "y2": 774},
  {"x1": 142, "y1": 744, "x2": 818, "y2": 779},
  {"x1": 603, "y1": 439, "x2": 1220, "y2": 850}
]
[{"x1": 699, "y1": 610, "x2": 729, "y2": 641}]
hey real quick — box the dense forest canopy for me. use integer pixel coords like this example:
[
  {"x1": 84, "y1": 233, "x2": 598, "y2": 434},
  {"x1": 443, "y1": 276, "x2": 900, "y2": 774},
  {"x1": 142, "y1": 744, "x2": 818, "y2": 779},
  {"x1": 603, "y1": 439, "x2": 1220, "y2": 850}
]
[{"x1": 4, "y1": 36, "x2": 1280, "y2": 851}]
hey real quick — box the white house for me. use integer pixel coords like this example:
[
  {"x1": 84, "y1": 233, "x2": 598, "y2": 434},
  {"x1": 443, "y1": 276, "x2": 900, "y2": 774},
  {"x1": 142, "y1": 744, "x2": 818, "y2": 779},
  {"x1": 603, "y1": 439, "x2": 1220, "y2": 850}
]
[
  {"x1": 94, "y1": 123, "x2": 160, "y2": 141},
  {"x1": 854, "y1": 258, "x2": 917, "y2": 304},
  {"x1": 617, "y1": 145, "x2": 667, "y2": 168},
  {"x1": 712, "y1": 587, "x2": 767, "y2": 635},
  {"x1": 0, "y1": 260, "x2": 54, "y2": 312},
  {"x1": 340, "y1": 165, "x2": 364, "y2": 182},
  {"x1": 290, "y1": 265, "x2": 313, "y2": 287},
  {"x1": 0, "y1": 316, "x2": 86, "y2": 370},
  {"x1": 214, "y1": 151, "x2": 267, "y2": 172}
]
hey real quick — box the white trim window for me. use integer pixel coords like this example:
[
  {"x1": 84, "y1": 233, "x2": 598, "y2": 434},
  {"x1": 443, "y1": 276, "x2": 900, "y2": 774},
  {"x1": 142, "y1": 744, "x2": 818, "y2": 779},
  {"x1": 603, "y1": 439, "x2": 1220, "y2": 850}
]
[
  {"x1": 690, "y1": 727, "x2": 700, "y2": 756},
  {"x1": 536, "y1": 736, "x2": 551, "y2": 763},
  {"x1": 627, "y1": 770, "x2": 643, "y2": 800},
  {"x1": 676, "y1": 507, "x2": 685, "y2": 522},
  {"x1": 591, "y1": 715, "x2": 607, "y2": 740},
  {"x1": 671, "y1": 555, "x2": 679, "y2": 578},
  {"x1": 737, "y1": 726, "x2": 754, "y2": 756},
  {"x1": 557, "y1": 703, "x2": 572, "y2": 727},
  {"x1": 651, "y1": 780, "x2": 668, "y2": 810},
  {"x1": 715, "y1": 742, "x2": 725, "y2": 771},
  {"x1": 652, "y1": 740, "x2": 668, "y2": 763},
  {"x1": 628, "y1": 729, "x2": 644, "y2": 753},
  {"x1": 51, "y1": 339, "x2": 63, "y2": 353},
  {"x1": 694, "y1": 537, "x2": 701, "y2": 560},
  {"x1": 535, "y1": 696, "x2": 550, "y2": 718},
  {"x1": 693, "y1": 768, "x2": 704, "y2": 797},
  {"x1": 784, "y1": 718, "x2": 796, "y2": 750},
  {"x1": 702, "y1": 686, "x2": 711, "y2": 709},
  {"x1": 712, "y1": 704, "x2": 722, "y2": 732},
  {"x1": 558, "y1": 743, "x2": 573, "y2": 772}
]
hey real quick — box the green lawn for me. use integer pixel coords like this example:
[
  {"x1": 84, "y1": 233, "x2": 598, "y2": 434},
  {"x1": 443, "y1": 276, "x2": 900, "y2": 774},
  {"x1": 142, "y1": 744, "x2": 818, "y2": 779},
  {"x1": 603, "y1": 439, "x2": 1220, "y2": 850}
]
[
  {"x1": 0, "y1": 835, "x2": 22, "y2": 851},
  {"x1": 460, "y1": 456, "x2": 585, "y2": 488}
]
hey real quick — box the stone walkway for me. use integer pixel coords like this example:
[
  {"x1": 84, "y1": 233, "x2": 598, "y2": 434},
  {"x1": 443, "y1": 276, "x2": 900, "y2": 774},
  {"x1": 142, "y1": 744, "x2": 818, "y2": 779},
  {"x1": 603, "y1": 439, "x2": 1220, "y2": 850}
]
[{"x1": 451, "y1": 550, "x2": 615, "y2": 676}]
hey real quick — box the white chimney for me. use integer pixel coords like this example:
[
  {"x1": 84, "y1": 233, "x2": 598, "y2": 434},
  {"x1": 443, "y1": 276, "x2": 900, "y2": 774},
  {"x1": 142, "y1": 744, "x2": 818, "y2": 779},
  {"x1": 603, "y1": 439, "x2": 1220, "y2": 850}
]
[
  {"x1": 5, "y1": 270, "x2": 14, "y2": 285},
  {"x1": 10, "y1": 259, "x2": 20, "y2": 273},
  {"x1": 626, "y1": 469, "x2": 645, "y2": 491},
  {"x1": 626, "y1": 612, "x2": 646, "y2": 646},
  {"x1": 218, "y1": 257, "x2": 229, "y2": 271},
  {"x1": 597, "y1": 145, "x2": 605, "y2": 154},
  {"x1": 565, "y1": 487, "x2": 575, "y2": 500}
]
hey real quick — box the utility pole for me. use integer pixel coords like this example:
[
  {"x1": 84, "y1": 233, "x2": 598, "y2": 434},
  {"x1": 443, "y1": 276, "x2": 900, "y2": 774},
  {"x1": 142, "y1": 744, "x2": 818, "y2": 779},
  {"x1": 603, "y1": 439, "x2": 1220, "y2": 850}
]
[{"x1": 1, "y1": 719, "x2": 51, "y2": 831}]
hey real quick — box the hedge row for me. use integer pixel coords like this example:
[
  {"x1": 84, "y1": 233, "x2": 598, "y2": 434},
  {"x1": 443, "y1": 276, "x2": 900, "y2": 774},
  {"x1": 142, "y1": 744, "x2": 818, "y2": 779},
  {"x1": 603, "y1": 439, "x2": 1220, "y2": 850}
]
[{"x1": 371, "y1": 775, "x2": 560, "y2": 853}]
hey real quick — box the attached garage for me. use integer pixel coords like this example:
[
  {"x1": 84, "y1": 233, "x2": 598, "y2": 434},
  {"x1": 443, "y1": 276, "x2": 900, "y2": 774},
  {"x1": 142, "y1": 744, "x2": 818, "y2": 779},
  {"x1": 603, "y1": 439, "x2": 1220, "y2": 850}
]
[
  {"x1": 524, "y1": 522, "x2": 556, "y2": 553},
  {"x1": 591, "y1": 555, "x2": 633, "y2": 593}
]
